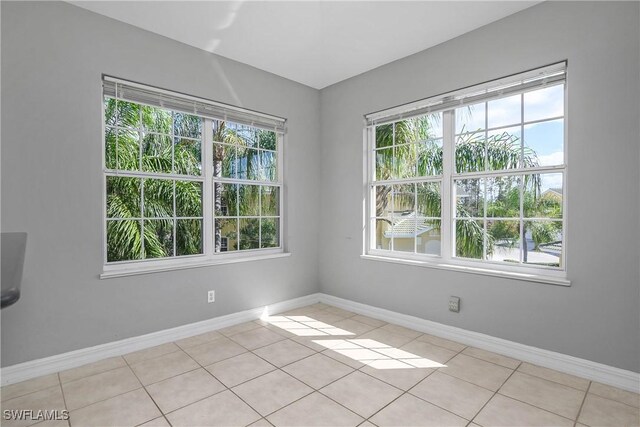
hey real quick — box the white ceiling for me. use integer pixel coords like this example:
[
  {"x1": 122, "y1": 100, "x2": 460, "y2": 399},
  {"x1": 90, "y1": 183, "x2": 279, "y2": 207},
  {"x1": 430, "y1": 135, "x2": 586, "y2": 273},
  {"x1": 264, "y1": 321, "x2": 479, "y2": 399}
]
[{"x1": 71, "y1": 1, "x2": 539, "y2": 89}]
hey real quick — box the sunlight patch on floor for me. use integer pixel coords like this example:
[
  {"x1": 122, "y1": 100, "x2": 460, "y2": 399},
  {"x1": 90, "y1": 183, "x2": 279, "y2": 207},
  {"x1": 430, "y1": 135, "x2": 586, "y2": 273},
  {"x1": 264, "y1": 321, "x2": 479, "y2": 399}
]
[{"x1": 263, "y1": 315, "x2": 355, "y2": 337}]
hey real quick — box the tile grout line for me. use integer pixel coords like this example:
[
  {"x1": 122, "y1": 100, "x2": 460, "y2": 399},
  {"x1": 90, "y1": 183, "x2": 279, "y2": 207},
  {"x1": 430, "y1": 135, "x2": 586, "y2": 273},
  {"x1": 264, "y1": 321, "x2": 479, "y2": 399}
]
[
  {"x1": 573, "y1": 381, "x2": 592, "y2": 427},
  {"x1": 468, "y1": 360, "x2": 520, "y2": 425},
  {"x1": 56, "y1": 372, "x2": 70, "y2": 427}
]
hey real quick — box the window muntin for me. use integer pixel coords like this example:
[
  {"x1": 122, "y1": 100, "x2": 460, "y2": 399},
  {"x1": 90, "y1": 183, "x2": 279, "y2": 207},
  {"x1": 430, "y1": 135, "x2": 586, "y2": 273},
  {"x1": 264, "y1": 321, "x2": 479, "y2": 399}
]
[
  {"x1": 367, "y1": 64, "x2": 566, "y2": 274},
  {"x1": 104, "y1": 88, "x2": 284, "y2": 267}
]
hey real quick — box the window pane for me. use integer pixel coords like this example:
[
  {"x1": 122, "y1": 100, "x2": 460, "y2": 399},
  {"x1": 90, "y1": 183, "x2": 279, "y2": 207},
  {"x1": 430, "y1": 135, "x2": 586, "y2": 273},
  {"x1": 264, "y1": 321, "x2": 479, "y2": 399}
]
[
  {"x1": 107, "y1": 176, "x2": 141, "y2": 218},
  {"x1": 375, "y1": 123, "x2": 393, "y2": 149},
  {"x1": 115, "y1": 100, "x2": 141, "y2": 129},
  {"x1": 375, "y1": 185, "x2": 392, "y2": 217},
  {"x1": 389, "y1": 212, "x2": 417, "y2": 253},
  {"x1": 260, "y1": 150, "x2": 277, "y2": 182},
  {"x1": 487, "y1": 126, "x2": 521, "y2": 171},
  {"x1": 524, "y1": 119, "x2": 563, "y2": 167},
  {"x1": 239, "y1": 218, "x2": 260, "y2": 249},
  {"x1": 393, "y1": 184, "x2": 415, "y2": 213},
  {"x1": 394, "y1": 144, "x2": 416, "y2": 179},
  {"x1": 173, "y1": 113, "x2": 202, "y2": 139},
  {"x1": 261, "y1": 218, "x2": 280, "y2": 248},
  {"x1": 104, "y1": 97, "x2": 117, "y2": 127},
  {"x1": 486, "y1": 176, "x2": 520, "y2": 218},
  {"x1": 238, "y1": 147, "x2": 260, "y2": 180},
  {"x1": 423, "y1": 113, "x2": 443, "y2": 139},
  {"x1": 143, "y1": 219, "x2": 174, "y2": 259},
  {"x1": 455, "y1": 219, "x2": 484, "y2": 259},
  {"x1": 212, "y1": 120, "x2": 226, "y2": 143},
  {"x1": 523, "y1": 220, "x2": 562, "y2": 267},
  {"x1": 105, "y1": 126, "x2": 117, "y2": 169},
  {"x1": 455, "y1": 179, "x2": 484, "y2": 218},
  {"x1": 417, "y1": 139, "x2": 442, "y2": 176},
  {"x1": 486, "y1": 219, "x2": 521, "y2": 263},
  {"x1": 261, "y1": 186, "x2": 279, "y2": 216},
  {"x1": 239, "y1": 184, "x2": 260, "y2": 216},
  {"x1": 524, "y1": 173, "x2": 563, "y2": 219},
  {"x1": 455, "y1": 131, "x2": 485, "y2": 173},
  {"x1": 417, "y1": 182, "x2": 441, "y2": 217},
  {"x1": 258, "y1": 130, "x2": 277, "y2": 150},
  {"x1": 456, "y1": 102, "x2": 485, "y2": 134},
  {"x1": 375, "y1": 148, "x2": 393, "y2": 180},
  {"x1": 215, "y1": 218, "x2": 237, "y2": 252},
  {"x1": 375, "y1": 218, "x2": 392, "y2": 250},
  {"x1": 213, "y1": 143, "x2": 236, "y2": 178},
  {"x1": 142, "y1": 134, "x2": 172, "y2": 173},
  {"x1": 176, "y1": 219, "x2": 202, "y2": 255},
  {"x1": 141, "y1": 105, "x2": 172, "y2": 134},
  {"x1": 524, "y1": 85, "x2": 564, "y2": 122},
  {"x1": 115, "y1": 128, "x2": 141, "y2": 171},
  {"x1": 174, "y1": 137, "x2": 202, "y2": 176},
  {"x1": 107, "y1": 219, "x2": 142, "y2": 262},
  {"x1": 143, "y1": 178, "x2": 174, "y2": 218},
  {"x1": 215, "y1": 183, "x2": 237, "y2": 216},
  {"x1": 416, "y1": 218, "x2": 441, "y2": 256},
  {"x1": 176, "y1": 181, "x2": 203, "y2": 217},
  {"x1": 488, "y1": 94, "x2": 521, "y2": 129},
  {"x1": 229, "y1": 122, "x2": 258, "y2": 148}
]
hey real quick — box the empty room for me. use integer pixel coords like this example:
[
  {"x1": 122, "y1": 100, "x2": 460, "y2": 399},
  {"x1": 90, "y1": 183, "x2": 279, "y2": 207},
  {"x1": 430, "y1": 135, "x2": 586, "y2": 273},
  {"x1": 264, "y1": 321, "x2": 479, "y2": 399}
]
[{"x1": 1, "y1": 1, "x2": 639, "y2": 426}]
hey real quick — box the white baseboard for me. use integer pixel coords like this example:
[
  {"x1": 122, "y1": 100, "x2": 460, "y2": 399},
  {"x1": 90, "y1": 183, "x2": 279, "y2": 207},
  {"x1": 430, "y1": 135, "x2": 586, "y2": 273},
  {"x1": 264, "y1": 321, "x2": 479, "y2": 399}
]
[
  {"x1": 318, "y1": 293, "x2": 640, "y2": 393},
  {"x1": 2, "y1": 291, "x2": 638, "y2": 394},
  {"x1": 0, "y1": 293, "x2": 321, "y2": 386}
]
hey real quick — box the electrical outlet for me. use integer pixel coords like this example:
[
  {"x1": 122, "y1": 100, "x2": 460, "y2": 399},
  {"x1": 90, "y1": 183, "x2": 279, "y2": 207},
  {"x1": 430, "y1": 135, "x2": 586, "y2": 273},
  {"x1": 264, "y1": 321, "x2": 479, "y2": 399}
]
[
  {"x1": 449, "y1": 296, "x2": 460, "y2": 313},
  {"x1": 208, "y1": 290, "x2": 215, "y2": 303}
]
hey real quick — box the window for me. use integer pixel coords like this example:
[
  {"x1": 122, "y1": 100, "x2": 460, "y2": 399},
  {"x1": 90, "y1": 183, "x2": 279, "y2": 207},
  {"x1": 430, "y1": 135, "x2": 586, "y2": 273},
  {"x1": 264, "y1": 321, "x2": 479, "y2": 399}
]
[
  {"x1": 103, "y1": 77, "x2": 285, "y2": 275},
  {"x1": 365, "y1": 63, "x2": 567, "y2": 277}
]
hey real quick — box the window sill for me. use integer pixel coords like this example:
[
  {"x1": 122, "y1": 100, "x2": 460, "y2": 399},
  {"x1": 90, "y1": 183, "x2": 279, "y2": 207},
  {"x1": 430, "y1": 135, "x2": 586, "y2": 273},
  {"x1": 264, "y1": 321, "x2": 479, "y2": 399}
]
[
  {"x1": 101, "y1": 252, "x2": 291, "y2": 279},
  {"x1": 360, "y1": 254, "x2": 571, "y2": 287}
]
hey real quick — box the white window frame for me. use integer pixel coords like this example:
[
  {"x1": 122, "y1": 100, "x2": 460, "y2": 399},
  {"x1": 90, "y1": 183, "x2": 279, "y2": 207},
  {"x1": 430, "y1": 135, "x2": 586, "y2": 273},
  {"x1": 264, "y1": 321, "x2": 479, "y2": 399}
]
[
  {"x1": 101, "y1": 78, "x2": 288, "y2": 279},
  {"x1": 363, "y1": 63, "x2": 569, "y2": 286}
]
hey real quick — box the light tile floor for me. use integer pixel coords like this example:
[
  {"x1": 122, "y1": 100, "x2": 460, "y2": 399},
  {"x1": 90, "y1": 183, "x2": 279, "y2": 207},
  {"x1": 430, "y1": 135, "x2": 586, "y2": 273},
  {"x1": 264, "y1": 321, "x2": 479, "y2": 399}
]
[{"x1": 2, "y1": 303, "x2": 639, "y2": 427}]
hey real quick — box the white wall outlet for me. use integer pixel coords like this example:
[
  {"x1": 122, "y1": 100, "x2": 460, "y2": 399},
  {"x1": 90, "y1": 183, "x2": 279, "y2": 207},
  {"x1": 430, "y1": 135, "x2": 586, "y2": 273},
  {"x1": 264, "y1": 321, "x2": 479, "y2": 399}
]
[
  {"x1": 449, "y1": 296, "x2": 460, "y2": 313},
  {"x1": 207, "y1": 290, "x2": 215, "y2": 303}
]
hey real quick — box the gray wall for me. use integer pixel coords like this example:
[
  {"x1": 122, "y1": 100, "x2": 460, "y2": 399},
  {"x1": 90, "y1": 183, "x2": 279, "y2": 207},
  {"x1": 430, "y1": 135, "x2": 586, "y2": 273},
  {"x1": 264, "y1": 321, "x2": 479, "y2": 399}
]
[
  {"x1": 319, "y1": 1, "x2": 640, "y2": 372},
  {"x1": 1, "y1": 1, "x2": 321, "y2": 366}
]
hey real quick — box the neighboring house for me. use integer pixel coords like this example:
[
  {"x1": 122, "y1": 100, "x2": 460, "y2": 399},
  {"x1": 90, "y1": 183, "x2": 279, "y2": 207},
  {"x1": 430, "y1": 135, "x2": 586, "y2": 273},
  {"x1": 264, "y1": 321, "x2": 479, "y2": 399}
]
[
  {"x1": 541, "y1": 187, "x2": 562, "y2": 202},
  {"x1": 377, "y1": 212, "x2": 441, "y2": 254}
]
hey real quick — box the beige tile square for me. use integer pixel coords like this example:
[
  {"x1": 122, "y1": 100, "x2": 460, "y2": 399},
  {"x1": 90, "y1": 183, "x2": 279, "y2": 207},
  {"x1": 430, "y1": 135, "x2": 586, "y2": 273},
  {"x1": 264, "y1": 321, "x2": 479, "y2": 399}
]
[
  {"x1": 517, "y1": 362, "x2": 590, "y2": 391},
  {"x1": 279, "y1": 306, "x2": 325, "y2": 317},
  {"x1": 378, "y1": 324, "x2": 422, "y2": 339},
  {"x1": 1, "y1": 374, "x2": 59, "y2": 402},
  {"x1": 370, "y1": 393, "x2": 467, "y2": 427},
  {"x1": 474, "y1": 394, "x2": 573, "y2": 427},
  {"x1": 232, "y1": 370, "x2": 313, "y2": 416},
  {"x1": 350, "y1": 315, "x2": 386, "y2": 328},
  {"x1": 441, "y1": 353, "x2": 512, "y2": 391},
  {"x1": 62, "y1": 366, "x2": 141, "y2": 410},
  {"x1": 69, "y1": 388, "x2": 160, "y2": 427},
  {"x1": 174, "y1": 330, "x2": 224, "y2": 350},
  {"x1": 322, "y1": 307, "x2": 356, "y2": 318},
  {"x1": 183, "y1": 337, "x2": 247, "y2": 366},
  {"x1": 400, "y1": 340, "x2": 458, "y2": 365},
  {"x1": 59, "y1": 357, "x2": 127, "y2": 384},
  {"x1": 146, "y1": 368, "x2": 225, "y2": 414},
  {"x1": 358, "y1": 329, "x2": 415, "y2": 349},
  {"x1": 321, "y1": 349, "x2": 366, "y2": 369},
  {"x1": 309, "y1": 303, "x2": 332, "y2": 310},
  {"x1": 165, "y1": 389, "x2": 260, "y2": 426},
  {"x1": 123, "y1": 343, "x2": 180, "y2": 365},
  {"x1": 139, "y1": 417, "x2": 170, "y2": 427},
  {"x1": 28, "y1": 420, "x2": 69, "y2": 427},
  {"x1": 319, "y1": 371, "x2": 402, "y2": 418},
  {"x1": 291, "y1": 336, "x2": 340, "y2": 352},
  {"x1": 359, "y1": 422, "x2": 377, "y2": 427},
  {"x1": 248, "y1": 418, "x2": 274, "y2": 427},
  {"x1": 578, "y1": 393, "x2": 640, "y2": 427},
  {"x1": 462, "y1": 347, "x2": 520, "y2": 369},
  {"x1": 253, "y1": 339, "x2": 315, "y2": 367},
  {"x1": 230, "y1": 327, "x2": 287, "y2": 350},
  {"x1": 416, "y1": 334, "x2": 466, "y2": 352},
  {"x1": 283, "y1": 353, "x2": 354, "y2": 389},
  {"x1": 206, "y1": 352, "x2": 276, "y2": 387},
  {"x1": 360, "y1": 364, "x2": 433, "y2": 391},
  {"x1": 589, "y1": 382, "x2": 640, "y2": 407},
  {"x1": 219, "y1": 321, "x2": 263, "y2": 337},
  {"x1": 267, "y1": 392, "x2": 363, "y2": 427},
  {"x1": 331, "y1": 318, "x2": 378, "y2": 335},
  {"x1": 130, "y1": 350, "x2": 199, "y2": 386},
  {"x1": 410, "y1": 371, "x2": 493, "y2": 420},
  {"x1": 499, "y1": 371, "x2": 585, "y2": 419},
  {"x1": 1, "y1": 386, "x2": 66, "y2": 427}
]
